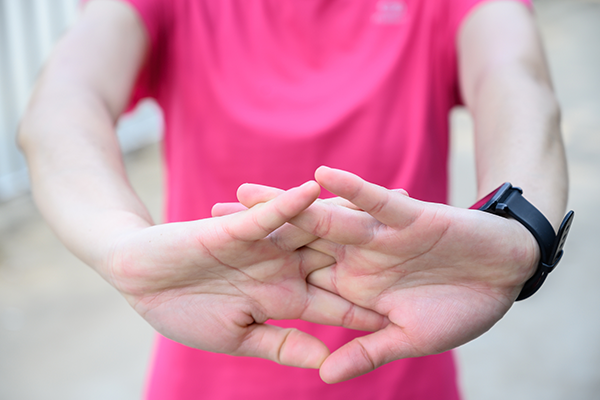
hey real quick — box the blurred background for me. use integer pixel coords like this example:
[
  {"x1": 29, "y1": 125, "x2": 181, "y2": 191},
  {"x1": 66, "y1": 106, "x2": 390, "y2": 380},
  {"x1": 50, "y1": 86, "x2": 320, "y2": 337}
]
[{"x1": 0, "y1": 0, "x2": 598, "y2": 398}]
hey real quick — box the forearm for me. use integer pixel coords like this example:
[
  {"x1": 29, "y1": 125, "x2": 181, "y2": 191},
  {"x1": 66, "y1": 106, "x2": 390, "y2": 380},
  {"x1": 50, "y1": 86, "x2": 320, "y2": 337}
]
[
  {"x1": 459, "y1": 1, "x2": 568, "y2": 230},
  {"x1": 469, "y1": 65, "x2": 568, "y2": 230}
]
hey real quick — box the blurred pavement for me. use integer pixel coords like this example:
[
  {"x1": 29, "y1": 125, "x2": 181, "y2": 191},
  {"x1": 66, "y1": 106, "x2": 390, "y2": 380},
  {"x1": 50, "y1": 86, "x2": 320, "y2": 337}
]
[{"x1": 1, "y1": 0, "x2": 599, "y2": 399}]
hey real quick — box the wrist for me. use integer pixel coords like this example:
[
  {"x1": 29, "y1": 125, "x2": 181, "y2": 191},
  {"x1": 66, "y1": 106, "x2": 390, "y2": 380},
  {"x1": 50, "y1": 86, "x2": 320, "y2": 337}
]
[
  {"x1": 63, "y1": 210, "x2": 153, "y2": 285},
  {"x1": 471, "y1": 183, "x2": 574, "y2": 300},
  {"x1": 507, "y1": 218, "x2": 540, "y2": 292}
]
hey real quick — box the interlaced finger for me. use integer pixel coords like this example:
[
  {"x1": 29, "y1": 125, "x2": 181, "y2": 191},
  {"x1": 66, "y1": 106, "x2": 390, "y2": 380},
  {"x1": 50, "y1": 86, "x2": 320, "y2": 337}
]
[
  {"x1": 225, "y1": 181, "x2": 321, "y2": 242},
  {"x1": 315, "y1": 166, "x2": 421, "y2": 228},
  {"x1": 237, "y1": 182, "x2": 376, "y2": 245},
  {"x1": 237, "y1": 183, "x2": 361, "y2": 211},
  {"x1": 300, "y1": 284, "x2": 388, "y2": 332},
  {"x1": 211, "y1": 202, "x2": 247, "y2": 217}
]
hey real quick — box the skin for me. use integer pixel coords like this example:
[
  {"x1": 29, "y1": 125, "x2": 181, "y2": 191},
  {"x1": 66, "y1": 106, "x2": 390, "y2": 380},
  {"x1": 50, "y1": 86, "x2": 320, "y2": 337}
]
[{"x1": 18, "y1": 0, "x2": 568, "y2": 385}]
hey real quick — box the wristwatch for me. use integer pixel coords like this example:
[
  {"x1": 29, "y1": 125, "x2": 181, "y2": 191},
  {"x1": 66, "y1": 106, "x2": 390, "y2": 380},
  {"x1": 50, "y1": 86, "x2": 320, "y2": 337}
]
[{"x1": 470, "y1": 183, "x2": 574, "y2": 301}]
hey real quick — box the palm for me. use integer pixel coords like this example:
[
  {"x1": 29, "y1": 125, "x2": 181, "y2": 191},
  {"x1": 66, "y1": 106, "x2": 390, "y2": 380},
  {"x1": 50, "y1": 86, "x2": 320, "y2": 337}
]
[{"x1": 306, "y1": 204, "x2": 531, "y2": 380}]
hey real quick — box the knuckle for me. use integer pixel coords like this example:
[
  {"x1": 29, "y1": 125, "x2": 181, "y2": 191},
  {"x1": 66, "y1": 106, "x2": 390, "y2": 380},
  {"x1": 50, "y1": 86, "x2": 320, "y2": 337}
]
[
  {"x1": 276, "y1": 328, "x2": 295, "y2": 365},
  {"x1": 312, "y1": 209, "x2": 333, "y2": 238},
  {"x1": 355, "y1": 338, "x2": 377, "y2": 371},
  {"x1": 341, "y1": 305, "x2": 357, "y2": 328}
]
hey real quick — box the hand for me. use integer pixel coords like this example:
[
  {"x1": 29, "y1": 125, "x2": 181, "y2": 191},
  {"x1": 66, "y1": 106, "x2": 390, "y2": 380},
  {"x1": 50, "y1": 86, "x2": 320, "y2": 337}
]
[
  {"x1": 236, "y1": 167, "x2": 539, "y2": 383},
  {"x1": 106, "y1": 181, "x2": 387, "y2": 369}
]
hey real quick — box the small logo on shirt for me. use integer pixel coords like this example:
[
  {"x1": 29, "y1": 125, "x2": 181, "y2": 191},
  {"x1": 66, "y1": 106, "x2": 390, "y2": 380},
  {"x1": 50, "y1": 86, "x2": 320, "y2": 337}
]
[{"x1": 371, "y1": 0, "x2": 405, "y2": 25}]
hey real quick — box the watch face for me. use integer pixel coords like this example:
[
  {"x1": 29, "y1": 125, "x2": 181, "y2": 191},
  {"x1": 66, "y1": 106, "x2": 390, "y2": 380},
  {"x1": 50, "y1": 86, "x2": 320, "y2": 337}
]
[{"x1": 469, "y1": 182, "x2": 513, "y2": 211}]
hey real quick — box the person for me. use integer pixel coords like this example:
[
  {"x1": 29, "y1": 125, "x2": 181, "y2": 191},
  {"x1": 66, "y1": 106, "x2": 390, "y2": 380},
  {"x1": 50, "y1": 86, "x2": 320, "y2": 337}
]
[{"x1": 18, "y1": 0, "x2": 569, "y2": 398}]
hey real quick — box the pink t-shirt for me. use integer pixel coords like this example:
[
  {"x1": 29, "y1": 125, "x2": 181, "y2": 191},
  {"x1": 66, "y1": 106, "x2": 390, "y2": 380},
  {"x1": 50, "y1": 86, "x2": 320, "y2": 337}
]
[{"x1": 118, "y1": 0, "x2": 529, "y2": 398}]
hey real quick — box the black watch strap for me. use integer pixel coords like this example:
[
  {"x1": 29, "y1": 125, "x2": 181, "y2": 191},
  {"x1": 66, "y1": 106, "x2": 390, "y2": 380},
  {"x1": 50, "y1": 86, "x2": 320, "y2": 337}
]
[
  {"x1": 471, "y1": 183, "x2": 574, "y2": 301},
  {"x1": 496, "y1": 188, "x2": 556, "y2": 264}
]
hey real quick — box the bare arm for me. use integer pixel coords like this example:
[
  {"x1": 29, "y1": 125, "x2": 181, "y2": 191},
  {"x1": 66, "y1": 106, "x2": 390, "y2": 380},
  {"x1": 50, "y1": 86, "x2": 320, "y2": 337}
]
[
  {"x1": 458, "y1": 0, "x2": 568, "y2": 229},
  {"x1": 18, "y1": 0, "x2": 151, "y2": 277}
]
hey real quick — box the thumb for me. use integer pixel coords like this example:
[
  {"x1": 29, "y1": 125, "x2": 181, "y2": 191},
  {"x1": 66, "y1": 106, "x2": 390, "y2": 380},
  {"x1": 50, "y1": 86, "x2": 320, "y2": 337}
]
[
  {"x1": 237, "y1": 324, "x2": 330, "y2": 369},
  {"x1": 318, "y1": 325, "x2": 416, "y2": 383}
]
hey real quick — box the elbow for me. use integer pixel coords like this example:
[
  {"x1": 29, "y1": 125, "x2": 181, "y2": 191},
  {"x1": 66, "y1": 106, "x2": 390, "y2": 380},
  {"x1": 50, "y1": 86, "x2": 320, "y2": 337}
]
[
  {"x1": 16, "y1": 107, "x2": 37, "y2": 156},
  {"x1": 17, "y1": 113, "x2": 32, "y2": 154}
]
